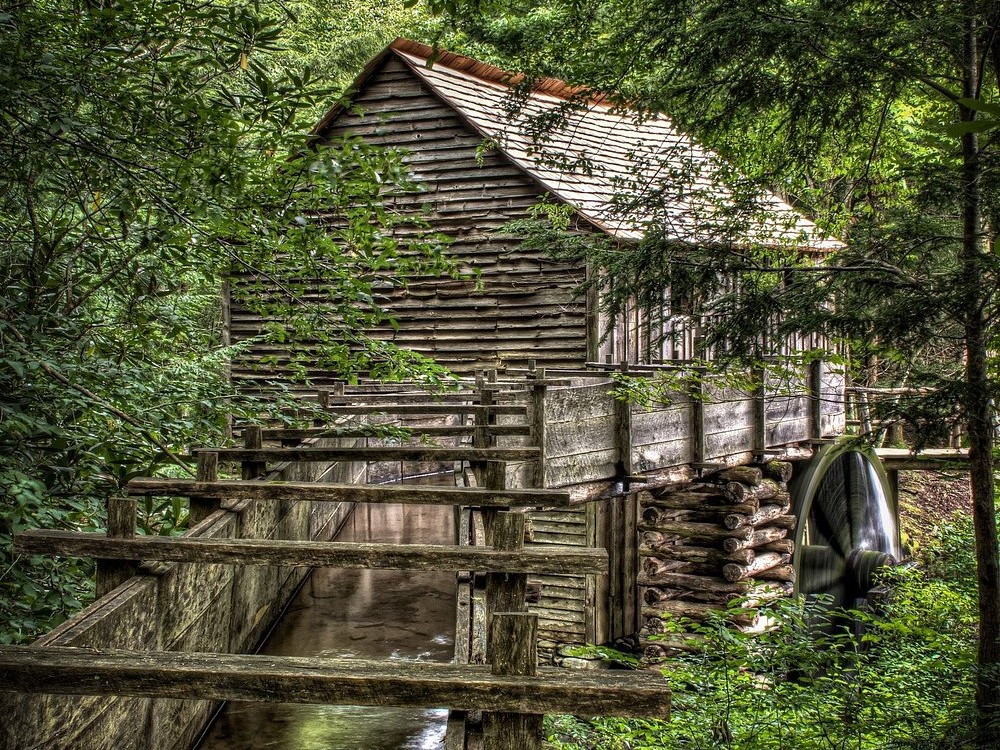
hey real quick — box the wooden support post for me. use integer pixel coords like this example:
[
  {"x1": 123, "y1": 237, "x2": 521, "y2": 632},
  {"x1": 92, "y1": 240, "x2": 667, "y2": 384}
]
[
  {"x1": 614, "y1": 364, "x2": 633, "y2": 480},
  {"x1": 190, "y1": 451, "x2": 220, "y2": 525},
  {"x1": 483, "y1": 612, "x2": 542, "y2": 750},
  {"x1": 241, "y1": 425, "x2": 265, "y2": 480},
  {"x1": 530, "y1": 367, "x2": 547, "y2": 488},
  {"x1": 315, "y1": 390, "x2": 330, "y2": 428},
  {"x1": 809, "y1": 358, "x2": 824, "y2": 439},
  {"x1": 887, "y1": 468, "x2": 900, "y2": 513},
  {"x1": 486, "y1": 512, "x2": 527, "y2": 620},
  {"x1": 472, "y1": 372, "x2": 493, "y2": 486},
  {"x1": 586, "y1": 264, "x2": 600, "y2": 363},
  {"x1": 95, "y1": 495, "x2": 137, "y2": 599},
  {"x1": 481, "y1": 460, "x2": 506, "y2": 548},
  {"x1": 689, "y1": 368, "x2": 706, "y2": 466},
  {"x1": 752, "y1": 363, "x2": 767, "y2": 457}
]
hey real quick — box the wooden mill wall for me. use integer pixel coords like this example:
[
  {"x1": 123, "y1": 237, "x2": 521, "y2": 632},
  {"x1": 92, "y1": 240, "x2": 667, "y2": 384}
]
[
  {"x1": 2, "y1": 447, "x2": 358, "y2": 750},
  {"x1": 228, "y1": 56, "x2": 591, "y2": 386},
  {"x1": 498, "y1": 363, "x2": 845, "y2": 490},
  {"x1": 500, "y1": 363, "x2": 844, "y2": 649}
]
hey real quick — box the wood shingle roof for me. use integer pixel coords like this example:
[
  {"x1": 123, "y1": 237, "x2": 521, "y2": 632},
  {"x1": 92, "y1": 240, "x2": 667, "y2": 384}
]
[{"x1": 315, "y1": 39, "x2": 841, "y2": 250}]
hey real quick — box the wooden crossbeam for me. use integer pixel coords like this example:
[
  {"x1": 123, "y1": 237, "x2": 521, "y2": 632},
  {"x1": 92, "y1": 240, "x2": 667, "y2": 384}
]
[
  {"x1": 322, "y1": 404, "x2": 528, "y2": 416},
  {"x1": 14, "y1": 531, "x2": 608, "y2": 574},
  {"x1": 0, "y1": 646, "x2": 670, "y2": 718},
  {"x1": 190, "y1": 447, "x2": 539, "y2": 463},
  {"x1": 126, "y1": 478, "x2": 572, "y2": 508},
  {"x1": 874, "y1": 448, "x2": 970, "y2": 471},
  {"x1": 257, "y1": 425, "x2": 532, "y2": 440}
]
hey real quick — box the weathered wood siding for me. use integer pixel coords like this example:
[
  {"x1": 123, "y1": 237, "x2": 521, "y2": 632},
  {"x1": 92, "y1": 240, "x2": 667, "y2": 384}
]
[
  {"x1": 229, "y1": 56, "x2": 589, "y2": 385},
  {"x1": 2, "y1": 451, "x2": 355, "y2": 750},
  {"x1": 542, "y1": 382, "x2": 617, "y2": 488},
  {"x1": 526, "y1": 507, "x2": 591, "y2": 648},
  {"x1": 819, "y1": 361, "x2": 847, "y2": 436},
  {"x1": 507, "y1": 362, "x2": 844, "y2": 491}
]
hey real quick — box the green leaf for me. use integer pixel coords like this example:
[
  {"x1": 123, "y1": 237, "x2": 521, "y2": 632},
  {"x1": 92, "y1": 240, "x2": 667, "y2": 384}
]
[
  {"x1": 957, "y1": 97, "x2": 1000, "y2": 118},
  {"x1": 942, "y1": 119, "x2": 999, "y2": 137}
]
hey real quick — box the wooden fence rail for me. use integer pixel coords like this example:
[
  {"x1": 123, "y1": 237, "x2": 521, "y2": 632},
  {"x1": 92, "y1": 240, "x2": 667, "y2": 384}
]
[
  {"x1": 321, "y1": 404, "x2": 529, "y2": 416},
  {"x1": 15, "y1": 531, "x2": 608, "y2": 574},
  {"x1": 126, "y1": 477, "x2": 571, "y2": 508},
  {"x1": 0, "y1": 644, "x2": 670, "y2": 718},
  {"x1": 257, "y1": 424, "x2": 532, "y2": 440},
  {"x1": 190, "y1": 446, "x2": 540, "y2": 463}
]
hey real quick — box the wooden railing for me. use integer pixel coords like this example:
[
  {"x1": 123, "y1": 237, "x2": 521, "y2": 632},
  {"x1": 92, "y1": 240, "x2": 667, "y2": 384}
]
[{"x1": 4, "y1": 438, "x2": 670, "y2": 750}]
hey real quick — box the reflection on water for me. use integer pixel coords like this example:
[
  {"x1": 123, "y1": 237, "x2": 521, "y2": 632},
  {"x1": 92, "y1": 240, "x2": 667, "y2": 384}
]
[{"x1": 197, "y1": 497, "x2": 457, "y2": 750}]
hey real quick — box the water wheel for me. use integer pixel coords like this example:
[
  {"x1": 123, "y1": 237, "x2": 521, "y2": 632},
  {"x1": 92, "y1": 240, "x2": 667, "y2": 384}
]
[{"x1": 791, "y1": 440, "x2": 901, "y2": 608}]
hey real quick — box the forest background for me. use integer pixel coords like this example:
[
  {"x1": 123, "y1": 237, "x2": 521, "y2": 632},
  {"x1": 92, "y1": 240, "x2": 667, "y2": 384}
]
[{"x1": 1, "y1": 1, "x2": 997, "y2": 748}]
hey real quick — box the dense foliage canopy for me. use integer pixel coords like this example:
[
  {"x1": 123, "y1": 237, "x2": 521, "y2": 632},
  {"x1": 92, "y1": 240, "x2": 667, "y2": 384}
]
[{"x1": 0, "y1": 0, "x2": 450, "y2": 640}]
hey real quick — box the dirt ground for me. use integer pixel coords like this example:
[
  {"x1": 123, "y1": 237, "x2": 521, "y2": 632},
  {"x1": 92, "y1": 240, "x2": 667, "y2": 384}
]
[{"x1": 897, "y1": 469, "x2": 972, "y2": 543}]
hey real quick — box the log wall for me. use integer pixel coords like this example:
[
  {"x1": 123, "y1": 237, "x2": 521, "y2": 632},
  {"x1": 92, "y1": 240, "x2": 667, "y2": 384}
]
[
  {"x1": 637, "y1": 462, "x2": 797, "y2": 658},
  {"x1": 1, "y1": 447, "x2": 356, "y2": 750}
]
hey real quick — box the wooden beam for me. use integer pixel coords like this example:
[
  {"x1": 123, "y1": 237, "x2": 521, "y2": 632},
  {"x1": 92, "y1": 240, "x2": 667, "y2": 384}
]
[
  {"x1": 190, "y1": 451, "x2": 221, "y2": 524},
  {"x1": 530, "y1": 368, "x2": 547, "y2": 488},
  {"x1": 190, "y1": 447, "x2": 541, "y2": 463},
  {"x1": 809, "y1": 358, "x2": 823, "y2": 439},
  {"x1": 241, "y1": 425, "x2": 266, "y2": 480},
  {"x1": 14, "y1": 531, "x2": 608, "y2": 574},
  {"x1": 0, "y1": 646, "x2": 670, "y2": 718},
  {"x1": 874, "y1": 448, "x2": 970, "y2": 471},
  {"x1": 483, "y1": 613, "x2": 543, "y2": 749},
  {"x1": 689, "y1": 374, "x2": 705, "y2": 466},
  {"x1": 95, "y1": 496, "x2": 136, "y2": 599},
  {"x1": 127, "y1": 478, "x2": 573, "y2": 508},
  {"x1": 258, "y1": 425, "x2": 532, "y2": 440},
  {"x1": 322, "y1": 404, "x2": 528, "y2": 416}
]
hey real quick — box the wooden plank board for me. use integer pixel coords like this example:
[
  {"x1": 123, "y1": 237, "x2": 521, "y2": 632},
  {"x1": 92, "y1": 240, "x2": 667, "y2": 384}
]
[
  {"x1": 321, "y1": 404, "x2": 528, "y2": 416},
  {"x1": 0, "y1": 646, "x2": 671, "y2": 719},
  {"x1": 703, "y1": 428, "x2": 754, "y2": 460},
  {"x1": 766, "y1": 417, "x2": 811, "y2": 446},
  {"x1": 15, "y1": 531, "x2": 609, "y2": 575},
  {"x1": 5, "y1": 578, "x2": 161, "y2": 750},
  {"x1": 544, "y1": 383, "x2": 615, "y2": 424},
  {"x1": 128, "y1": 478, "x2": 571, "y2": 508},
  {"x1": 259, "y1": 424, "x2": 531, "y2": 440},
  {"x1": 631, "y1": 439, "x2": 691, "y2": 472},
  {"x1": 192, "y1": 447, "x2": 540, "y2": 463},
  {"x1": 545, "y1": 449, "x2": 618, "y2": 488},
  {"x1": 875, "y1": 448, "x2": 969, "y2": 471},
  {"x1": 630, "y1": 406, "x2": 690, "y2": 448},
  {"x1": 156, "y1": 514, "x2": 237, "y2": 649},
  {"x1": 544, "y1": 416, "x2": 616, "y2": 458}
]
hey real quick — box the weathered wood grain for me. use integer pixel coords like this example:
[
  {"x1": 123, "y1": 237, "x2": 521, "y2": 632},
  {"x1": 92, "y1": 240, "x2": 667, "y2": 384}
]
[
  {"x1": 0, "y1": 646, "x2": 671, "y2": 718},
  {"x1": 96, "y1": 496, "x2": 137, "y2": 599},
  {"x1": 483, "y1": 613, "x2": 543, "y2": 750},
  {"x1": 15, "y1": 530, "x2": 608, "y2": 574}
]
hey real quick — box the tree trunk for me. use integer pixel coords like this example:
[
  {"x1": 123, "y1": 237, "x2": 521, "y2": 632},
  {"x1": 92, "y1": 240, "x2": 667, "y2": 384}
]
[{"x1": 960, "y1": 10, "x2": 1000, "y2": 736}]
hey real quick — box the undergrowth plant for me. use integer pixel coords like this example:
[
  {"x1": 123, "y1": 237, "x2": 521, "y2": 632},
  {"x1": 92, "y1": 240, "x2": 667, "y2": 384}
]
[{"x1": 547, "y1": 515, "x2": 981, "y2": 750}]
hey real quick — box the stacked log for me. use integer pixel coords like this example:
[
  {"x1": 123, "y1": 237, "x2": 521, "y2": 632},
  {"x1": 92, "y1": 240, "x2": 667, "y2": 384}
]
[{"x1": 637, "y1": 461, "x2": 796, "y2": 652}]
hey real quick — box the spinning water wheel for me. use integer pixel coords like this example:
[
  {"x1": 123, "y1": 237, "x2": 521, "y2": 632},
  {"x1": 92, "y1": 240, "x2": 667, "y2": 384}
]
[{"x1": 791, "y1": 441, "x2": 901, "y2": 608}]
